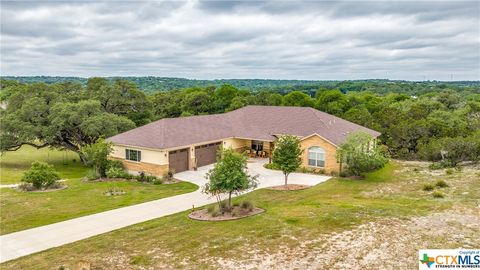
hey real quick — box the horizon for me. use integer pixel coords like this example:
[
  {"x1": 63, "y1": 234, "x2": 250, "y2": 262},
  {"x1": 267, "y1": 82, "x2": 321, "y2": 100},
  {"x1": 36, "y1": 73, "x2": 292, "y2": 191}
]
[
  {"x1": 2, "y1": 75, "x2": 479, "y2": 83},
  {"x1": 1, "y1": 1, "x2": 479, "y2": 81}
]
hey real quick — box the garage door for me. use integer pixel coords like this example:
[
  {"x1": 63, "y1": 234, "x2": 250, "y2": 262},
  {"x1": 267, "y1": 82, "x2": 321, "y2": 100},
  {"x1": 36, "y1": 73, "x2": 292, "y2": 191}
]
[
  {"x1": 169, "y1": 148, "x2": 189, "y2": 173},
  {"x1": 195, "y1": 142, "x2": 221, "y2": 168}
]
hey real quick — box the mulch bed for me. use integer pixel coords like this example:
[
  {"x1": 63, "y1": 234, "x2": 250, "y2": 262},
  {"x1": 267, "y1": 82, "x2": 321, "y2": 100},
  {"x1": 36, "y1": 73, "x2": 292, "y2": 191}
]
[
  {"x1": 266, "y1": 184, "x2": 311, "y2": 191},
  {"x1": 188, "y1": 207, "x2": 265, "y2": 221}
]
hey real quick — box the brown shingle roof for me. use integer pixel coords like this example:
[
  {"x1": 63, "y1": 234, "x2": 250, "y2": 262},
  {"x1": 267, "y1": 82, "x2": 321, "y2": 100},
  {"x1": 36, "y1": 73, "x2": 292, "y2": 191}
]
[{"x1": 107, "y1": 105, "x2": 381, "y2": 149}]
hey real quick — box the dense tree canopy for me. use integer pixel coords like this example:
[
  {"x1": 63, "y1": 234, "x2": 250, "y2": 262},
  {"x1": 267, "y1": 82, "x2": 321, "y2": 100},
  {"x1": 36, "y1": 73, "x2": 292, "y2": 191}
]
[{"x1": 1, "y1": 77, "x2": 479, "y2": 163}]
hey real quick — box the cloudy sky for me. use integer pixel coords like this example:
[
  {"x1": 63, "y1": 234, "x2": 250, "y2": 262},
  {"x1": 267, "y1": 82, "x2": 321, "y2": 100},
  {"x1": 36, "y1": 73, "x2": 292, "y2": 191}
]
[{"x1": 1, "y1": 0, "x2": 479, "y2": 80}]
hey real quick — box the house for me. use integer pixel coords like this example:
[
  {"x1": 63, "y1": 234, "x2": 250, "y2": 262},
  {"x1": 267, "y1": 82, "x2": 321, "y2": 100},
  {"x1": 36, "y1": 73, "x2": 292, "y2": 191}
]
[{"x1": 107, "y1": 105, "x2": 380, "y2": 175}]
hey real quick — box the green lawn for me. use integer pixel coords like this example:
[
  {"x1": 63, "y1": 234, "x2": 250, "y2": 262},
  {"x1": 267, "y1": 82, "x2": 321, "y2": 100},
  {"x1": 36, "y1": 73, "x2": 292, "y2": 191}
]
[
  {"x1": 4, "y1": 161, "x2": 477, "y2": 269},
  {"x1": 0, "y1": 145, "x2": 87, "y2": 184},
  {"x1": 0, "y1": 146, "x2": 198, "y2": 235}
]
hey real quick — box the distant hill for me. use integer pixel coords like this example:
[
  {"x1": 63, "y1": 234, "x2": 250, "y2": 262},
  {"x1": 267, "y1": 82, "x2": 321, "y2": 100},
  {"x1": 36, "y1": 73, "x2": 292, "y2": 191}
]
[{"x1": 1, "y1": 76, "x2": 479, "y2": 95}]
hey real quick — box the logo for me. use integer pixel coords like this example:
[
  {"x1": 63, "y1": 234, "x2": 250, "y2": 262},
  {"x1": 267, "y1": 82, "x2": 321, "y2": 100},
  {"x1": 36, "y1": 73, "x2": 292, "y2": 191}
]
[
  {"x1": 419, "y1": 249, "x2": 480, "y2": 269},
  {"x1": 420, "y1": 253, "x2": 435, "y2": 268}
]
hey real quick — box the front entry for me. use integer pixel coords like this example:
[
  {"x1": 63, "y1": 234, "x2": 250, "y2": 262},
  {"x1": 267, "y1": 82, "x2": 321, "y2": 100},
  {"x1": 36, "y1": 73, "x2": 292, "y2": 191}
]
[
  {"x1": 195, "y1": 142, "x2": 221, "y2": 168},
  {"x1": 169, "y1": 148, "x2": 189, "y2": 173}
]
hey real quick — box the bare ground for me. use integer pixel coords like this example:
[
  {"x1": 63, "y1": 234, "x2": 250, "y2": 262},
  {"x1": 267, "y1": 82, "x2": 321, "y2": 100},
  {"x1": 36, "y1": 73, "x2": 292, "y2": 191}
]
[{"x1": 214, "y1": 208, "x2": 480, "y2": 270}]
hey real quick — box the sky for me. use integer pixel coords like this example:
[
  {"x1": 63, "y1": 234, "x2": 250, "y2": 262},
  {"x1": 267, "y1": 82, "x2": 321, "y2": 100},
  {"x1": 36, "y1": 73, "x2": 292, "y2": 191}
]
[{"x1": 1, "y1": 0, "x2": 479, "y2": 81}]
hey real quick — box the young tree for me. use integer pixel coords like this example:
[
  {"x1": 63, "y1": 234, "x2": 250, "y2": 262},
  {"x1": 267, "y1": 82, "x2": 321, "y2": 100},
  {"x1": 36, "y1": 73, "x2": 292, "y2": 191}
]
[
  {"x1": 272, "y1": 135, "x2": 303, "y2": 186},
  {"x1": 80, "y1": 138, "x2": 114, "y2": 178},
  {"x1": 203, "y1": 148, "x2": 258, "y2": 212},
  {"x1": 336, "y1": 132, "x2": 387, "y2": 177}
]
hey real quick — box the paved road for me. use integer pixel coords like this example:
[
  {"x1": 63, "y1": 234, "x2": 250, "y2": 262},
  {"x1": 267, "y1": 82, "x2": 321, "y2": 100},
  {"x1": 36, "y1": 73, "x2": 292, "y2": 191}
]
[{"x1": 0, "y1": 159, "x2": 330, "y2": 263}]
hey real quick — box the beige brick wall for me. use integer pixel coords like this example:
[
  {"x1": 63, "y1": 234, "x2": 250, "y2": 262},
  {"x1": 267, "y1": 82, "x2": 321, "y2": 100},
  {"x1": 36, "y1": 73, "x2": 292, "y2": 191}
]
[
  {"x1": 110, "y1": 157, "x2": 169, "y2": 176},
  {"x1": 300, "y1": 135, "x2": 340, "y2": 174}
]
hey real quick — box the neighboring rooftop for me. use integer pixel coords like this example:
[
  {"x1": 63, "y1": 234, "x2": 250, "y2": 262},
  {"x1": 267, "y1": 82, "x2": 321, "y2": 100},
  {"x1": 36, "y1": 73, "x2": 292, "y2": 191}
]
[{"x1": 107, "y1": 105, "x2": 381, "y2": 149}]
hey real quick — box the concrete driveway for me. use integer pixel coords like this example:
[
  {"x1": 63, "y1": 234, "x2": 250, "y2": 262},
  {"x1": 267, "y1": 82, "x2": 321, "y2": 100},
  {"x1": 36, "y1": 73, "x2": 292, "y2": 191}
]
[
  {"x1": 0, "y1": 159, "x2": 330, "y2": 263},
  {"x1": 175, "y1": 158, "x2": 331, "y2": 189}
]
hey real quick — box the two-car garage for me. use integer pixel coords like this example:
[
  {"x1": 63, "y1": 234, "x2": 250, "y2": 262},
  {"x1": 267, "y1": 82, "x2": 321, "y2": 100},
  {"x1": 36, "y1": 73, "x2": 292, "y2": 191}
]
[{"x1": 168, "y1": 142, "x2": 221, "y2": 173}]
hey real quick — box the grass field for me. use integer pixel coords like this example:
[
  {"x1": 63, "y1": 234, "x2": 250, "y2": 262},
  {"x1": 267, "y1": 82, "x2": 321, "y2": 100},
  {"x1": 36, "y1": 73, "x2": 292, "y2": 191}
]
[
  {"x1": 0, "y1": 146, "x2": 87, "y2": 185},
  {"x1": 0, "y1": 146, "x2": 198, "y2": 235},
  {"x1": 3, "y1": 161, "x2": 478, "y2": 269}
]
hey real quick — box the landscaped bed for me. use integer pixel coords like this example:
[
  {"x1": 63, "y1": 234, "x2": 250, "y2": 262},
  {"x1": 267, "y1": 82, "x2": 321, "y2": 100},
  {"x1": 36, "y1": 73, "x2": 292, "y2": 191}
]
[{"x1": 189, "y1": 206, "x2": 265, "y2": 221}]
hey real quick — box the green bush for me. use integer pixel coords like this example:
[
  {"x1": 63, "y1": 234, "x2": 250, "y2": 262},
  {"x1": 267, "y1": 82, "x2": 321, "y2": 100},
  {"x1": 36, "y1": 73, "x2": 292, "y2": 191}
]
[
  {"x1": 21, "y1": 161, "x2": 60, "y2": 189},
  {"x1": 339, "y1": 171, "x2": 348, "y2": 178},
  {"x1": 153, "y1": 179, "x2": 162, "y2": 185},
  {"x1": 219, "y1": 200, "x2": 229, "y2": 212},
  {"x1": 423, "y1": 183, "x2": 434, "y2": 191},
  {"x1": 264, "y1": 163, "x2": 280, "y2": 170},
  {"x1": 207, "y1": 205, "x2": 217, "y2": 214},
  {"x1": 445, "y1": 168, "x2": 454, "y2": 175},
  {"x1": 107, "y1": 159, "x2": 124, "y2": 170},
  {"x1": 232, "y1": 207, "x2": 242, "y2": 217},
  {"x1": 429, "y1": 160, "x2": 453, "y2": 170},
  {"x1": 432, "y1": 191, "x2": 445, "y2": 198},
  {"x1": 106, "y1": 167, "x2": 129, "y2": 179},
  {"x1": 86, "y1": 169, "x2": 98, "y2": 180},
  {"x1": 435, "y1": 180, "x2": 449, "y2": 188},
  {"x1": 232, "y1": 201, "x2": 240, "y2": 207},
  {"x1": 240, "y1": 201, "x2": 254, "y2": 212}
]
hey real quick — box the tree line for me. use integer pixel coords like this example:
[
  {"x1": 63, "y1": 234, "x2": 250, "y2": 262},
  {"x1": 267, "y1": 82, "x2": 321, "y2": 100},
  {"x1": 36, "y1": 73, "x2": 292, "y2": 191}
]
[{"x1": 1, "y1": 77, "x2": 479, "y2": 165}]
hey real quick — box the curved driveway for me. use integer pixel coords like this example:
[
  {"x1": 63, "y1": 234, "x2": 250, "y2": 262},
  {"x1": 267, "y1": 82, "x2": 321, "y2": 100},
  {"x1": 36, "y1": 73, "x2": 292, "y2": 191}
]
[{"x1": 0, "y1": 159, "x2": 330, "y2": 263}]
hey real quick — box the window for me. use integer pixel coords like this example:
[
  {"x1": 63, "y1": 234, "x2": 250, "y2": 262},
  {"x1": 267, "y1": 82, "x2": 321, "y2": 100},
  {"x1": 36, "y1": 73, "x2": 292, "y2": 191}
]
[
  {"x1": 125, "y1": 149, "x2": 141, "y2": 162},
  {"x1": 308, "y1": 147, "x2": 325, "y2": 167}
]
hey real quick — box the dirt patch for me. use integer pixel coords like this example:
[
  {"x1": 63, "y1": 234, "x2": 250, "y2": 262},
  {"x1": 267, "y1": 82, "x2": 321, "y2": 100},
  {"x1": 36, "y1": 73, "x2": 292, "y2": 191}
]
[
  {"x1": 189, "y1": 207, "x2": 265, "y2": 221},
  {"x1": 266, "y1": 184, "x2": 311, "y2": 191},
  {"x1": 214, "y1": 208, "x2": 480, "y2": 269}
]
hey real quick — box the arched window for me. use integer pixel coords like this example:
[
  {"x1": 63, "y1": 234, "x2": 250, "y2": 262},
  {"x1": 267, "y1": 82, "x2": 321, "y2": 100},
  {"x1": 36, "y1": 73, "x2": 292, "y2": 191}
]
[{"x1": 308, "y1": 147, "x2": 325, "y2": 167}]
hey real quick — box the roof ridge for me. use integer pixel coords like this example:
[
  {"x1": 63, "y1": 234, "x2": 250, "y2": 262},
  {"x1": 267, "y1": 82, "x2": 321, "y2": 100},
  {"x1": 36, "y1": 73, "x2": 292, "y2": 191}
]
[{"x1": 308, "y1": 107, "x2": 328, "y2": 127}]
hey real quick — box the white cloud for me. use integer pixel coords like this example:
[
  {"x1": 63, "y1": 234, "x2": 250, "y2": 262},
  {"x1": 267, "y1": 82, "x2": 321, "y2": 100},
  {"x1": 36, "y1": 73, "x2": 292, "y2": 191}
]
[{"x1": 1, "y1": 0, "x2": 479, "y2": 80}]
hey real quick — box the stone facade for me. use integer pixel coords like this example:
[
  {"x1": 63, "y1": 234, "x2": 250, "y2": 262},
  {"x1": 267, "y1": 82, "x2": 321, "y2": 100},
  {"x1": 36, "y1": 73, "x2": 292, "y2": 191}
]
[
  {"x1": 300, "y1": 134, "x2": 341, "y2": 174},
  {"x1": 109, "y1": 157, "x2": 169, "y2": 176}
]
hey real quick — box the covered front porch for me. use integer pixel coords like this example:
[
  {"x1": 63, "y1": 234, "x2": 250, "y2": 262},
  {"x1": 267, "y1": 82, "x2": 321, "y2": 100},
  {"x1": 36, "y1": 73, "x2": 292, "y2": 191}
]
[{"x1": 223, "y1": 138, "x2": 274, "y2": 160}]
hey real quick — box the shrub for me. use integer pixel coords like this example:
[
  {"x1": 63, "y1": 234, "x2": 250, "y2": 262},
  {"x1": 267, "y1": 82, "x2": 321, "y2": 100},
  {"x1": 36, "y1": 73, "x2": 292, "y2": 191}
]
[
  {"x1": 240, "y1": 201, "x2": 254, "y2": 212},
  {"x1": 163, "y1": 169, "x2": 175, "y2": 182},
  {"x1": 423, "y1": 184, "x2": 434, "y2": 191},
  {"x1": 219, "y1": 200, "x2": 229, "y2": 212},
  {"x1": 432, "y1": 191, "x2": 445, "y2": 198},
  {"x1": 264, "y1": 163, "x2": 280, "y2": 170},
  {"x1": 106, "y1": 167, "x2": 129, "y2": 179},
  {"x1": 207, "y1": 205, "x2": 217, "y2": 214},
  {"x1": 86, "y1": 169, "x2": 98, "y2": 180},
  {"x1": 232, "y1": 201, "x2": 240, "y2": 207},
  {"x1": 429, "y1": 160, "x2": 453, "y2": 170},
  {"x1": 435, "y1": 180, "x2": 449, "y2": 188},
  {"x1": 232, "y1": 207, "x2": 242, "y2": 217},
  {"x1": 445, "y1": 168, "x2": 454, "y2": 175},
  {"x1": 337, "y1": 132, "x2": 388, "y2": 177},
  {"x1": 339, "y1": 171, "x2": 348, "y2": 178},
  {"x1": 330, "y1": 170, "x2": 339, "y2": 177},
  {"x1": 21, "y1": 161, "x2": 60, "y2": 189},
  {"x1": 153, "y1": 179, "x2": 162, "y2": 185},
  {"x1": 107, "y1": 159, "x2": 124, "y2": 170},
  {"x1": 210, "y1": 209, "x2": 220, "y2": 217}
]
